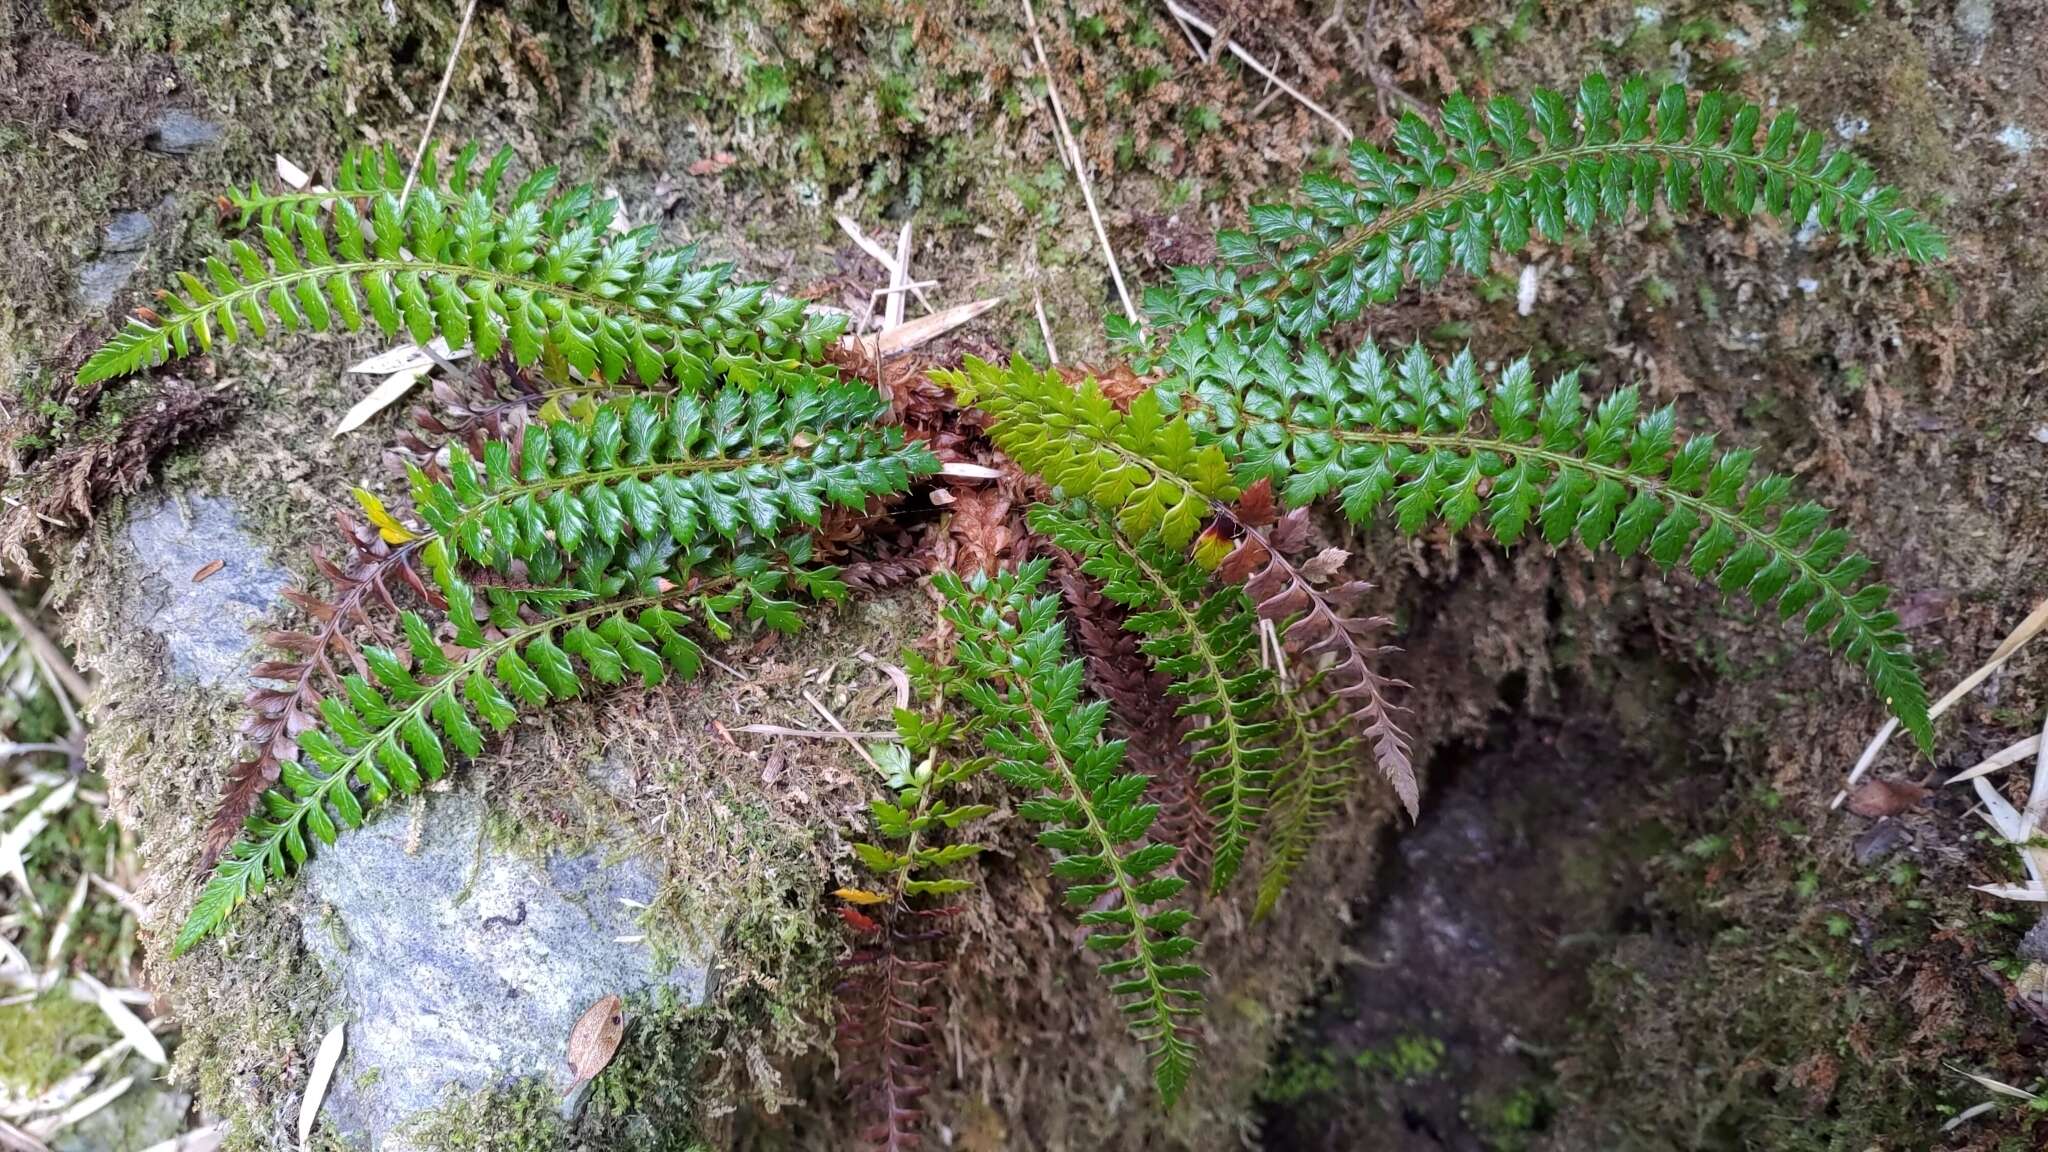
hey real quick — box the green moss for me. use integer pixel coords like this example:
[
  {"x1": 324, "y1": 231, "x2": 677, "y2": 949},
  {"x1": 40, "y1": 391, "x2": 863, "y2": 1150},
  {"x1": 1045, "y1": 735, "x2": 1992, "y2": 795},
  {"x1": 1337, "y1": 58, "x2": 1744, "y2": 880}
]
[
  {"x1": 0, "y1": 993, "x2": 117, "y2": 1095},
  {"x1": 404, "y1": 1078, "x2": 566, "y2": 1152}
]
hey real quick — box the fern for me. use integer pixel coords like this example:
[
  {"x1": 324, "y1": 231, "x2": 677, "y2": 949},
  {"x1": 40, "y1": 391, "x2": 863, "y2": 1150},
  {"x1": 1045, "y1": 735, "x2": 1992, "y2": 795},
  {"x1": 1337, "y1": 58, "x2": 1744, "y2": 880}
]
[
  {"x1": 1252, "y1": 671, "x2": 1358, "y2": 920},
  {"x1": 403, "y1": 382, "x2": 935, "y2": 580},
  {"x1": 939, "y1": 357, "x2": 1236, "y2": 549},
  {"x1": 178, "y1": 548, "x2": 843, "y2": 955},
  {"x1": 1031, "y1": 503, "x2": 1276, "y2": 893},
  {"x1": 78, "y1": 182, "x2": 845, "y2": 391},
  {"x1": 1158, "y1": 339, "x2": 1931, "y2": 749},
  {"x1": 835, "y1": 693, "x2": 991, "y2": 1151},
  {"x1": 1122, "y1": 74, "x2": 1945, "y2": 349},
  {"x1": 938, "y1": 560, "x2": 1204, "y2": 1104}
]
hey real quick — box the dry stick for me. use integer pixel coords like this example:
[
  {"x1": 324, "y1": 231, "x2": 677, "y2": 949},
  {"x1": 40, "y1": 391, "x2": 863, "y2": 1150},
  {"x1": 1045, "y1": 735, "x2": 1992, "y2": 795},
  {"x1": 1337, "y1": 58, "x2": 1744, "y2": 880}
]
[
  {"x1": 1164, "y1": 0, "x2": 1355, "y2": 142},
  {"x1": 885, "y1": 221, "x2": 912, "y2": 332},
  {"x1": 397, "y1": 0, "x2": 481, "y2": 209},
  {"x1": 1020, "y1": 0, "x2": 1139, "y2": 326}
]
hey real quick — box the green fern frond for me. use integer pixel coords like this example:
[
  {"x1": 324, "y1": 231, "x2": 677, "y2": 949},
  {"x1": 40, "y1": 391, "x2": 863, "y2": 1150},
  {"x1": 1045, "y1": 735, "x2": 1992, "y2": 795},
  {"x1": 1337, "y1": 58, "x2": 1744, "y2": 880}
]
[
  {"x1": 225, "y1": 140, "x2": 517, "y2": 227},
  {"x1": 1252, "y1": 674, "x2": 1359, "y2": 920},
  {"x1": 1029, "y1": 502, "x2": 1277, "y2": 893},
  {"x1": 1129, "y1": 74, "x2": 1944, "y2": 345},
  {"x1": 407, "y1": 382, "x2": 936, "y2": 580},
  {"x1": 938, "y1": 357, "x2": 1237, "y2": 549},
  {"x1": 1153, "y1": 335, "x2": 1931, "y2": 751},
  {"x1": 176, "y1": 552, "x2": 843, "y2": 955},
  {"x1": 78, "y1": 187, "x2": 846, "y2": 389},
  {"x1": 938, "y1": 560, "x2": 1205, "y2": 1105},
  {"x1": 843, "y1": 707, "x2": 992, "y2": 905}
]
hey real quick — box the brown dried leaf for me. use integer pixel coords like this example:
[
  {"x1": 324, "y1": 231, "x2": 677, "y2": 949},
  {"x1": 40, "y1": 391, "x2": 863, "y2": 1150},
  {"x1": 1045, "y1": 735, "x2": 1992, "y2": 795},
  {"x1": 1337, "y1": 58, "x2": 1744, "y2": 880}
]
[
  {"x1": 1845, "y1": 778, "x2": 1929, "y2": 819},
  {"x1": 565, "y1": 994, "x2": 625, "y2": 1090},
  {"x1": 191, "y1": 559, "x2": 225, "y2": 583}
]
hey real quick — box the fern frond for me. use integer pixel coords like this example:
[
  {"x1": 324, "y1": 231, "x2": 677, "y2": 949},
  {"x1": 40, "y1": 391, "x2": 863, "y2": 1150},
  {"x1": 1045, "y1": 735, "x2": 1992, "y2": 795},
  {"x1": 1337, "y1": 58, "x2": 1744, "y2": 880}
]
[
  {"x1": 1209, "y1": 485, "x2": 1414, "y2": 816},
  {"x1": 1133, "y1": 74, "x2": 1944, "y2": 344},
  {"x1": 938, "y1": 357, "x2": 1237, "y2": 549},
  {"x1": 938, "y1": 560, "x2": 1204, "y2": 1104},
  {"x1": 406, "y1": 383, "x2": 936, "y2": 579},
  {"x1": 1140, "y1": 337, "x2": 1931, "y2": 750},
  {"x1": 1253, "y1": 673, "x2": 1359, "y2": 919},
  {"x1": 176, "y1": 554, "x2": 843, "y2": 955},
  {"x1": 224, "y1": 140, "x2": 520, "y2": 227},
  {"x1": 78, "y1": 189, "x2": 847, "y2": 389},
  {"x1": 1031, "y1": 503, "x2": 1275, "y2": 893},
  {"x1": 835, "y1": 697, "x2": 989, "y2": 1152}
]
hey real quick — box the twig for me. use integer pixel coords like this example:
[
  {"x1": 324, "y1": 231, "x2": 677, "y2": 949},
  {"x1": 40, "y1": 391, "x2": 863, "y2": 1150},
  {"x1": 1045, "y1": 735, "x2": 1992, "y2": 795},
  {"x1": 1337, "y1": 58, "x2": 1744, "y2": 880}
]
[
  {"x1": 885, "y1": 222, "x2": 912, "y2": 332},
  {"x1": 834, "y1": 216, "x2": 938, "y2": 314},
  {"x1": 0, "y1": 588, "x2": 89, "y2": 713},
  {"x1": 1164, "y1": 0, "x2": 1355, "y2": 141},
  {"x1": 397, "y1": 0, "x2": 481, "y2": 209},
  {"x1": 734, "y1": 724, "x2": 899, "y2": 741},
  {"x1": 1020, "y1": 0, "x2": 1139, "y2": 326}
]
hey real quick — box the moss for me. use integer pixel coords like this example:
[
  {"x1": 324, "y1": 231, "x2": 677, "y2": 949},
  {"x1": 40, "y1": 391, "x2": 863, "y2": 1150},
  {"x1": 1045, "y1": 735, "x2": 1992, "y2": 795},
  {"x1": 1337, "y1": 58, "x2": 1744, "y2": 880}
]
[
  {"x1": 404, "y1": 1078, "x2": 567, "y2": 1152},
  {"x1": 0, "y1": 993, "x2": 117, "y2": 1095}
]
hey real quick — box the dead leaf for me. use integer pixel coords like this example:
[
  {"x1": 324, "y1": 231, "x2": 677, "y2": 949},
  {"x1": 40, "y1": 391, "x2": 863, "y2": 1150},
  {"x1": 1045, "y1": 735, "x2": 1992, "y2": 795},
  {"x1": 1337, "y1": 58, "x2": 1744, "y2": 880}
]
[
  {"x1": 834, "y1": 887, "x2": 890, "y2": 905},
  {"x1": 565, "y1": 994, "x2": 625, "y2": 1092},
  {"x1": 1845, "y1": 778, "x2": 1930, "y2": 819},
  {"x1": 297, "y1": 1023, "x2": 346, "y2": 1151},
  {"x1": 191, "y1": 559, "x2": 224, "y2": 584}
]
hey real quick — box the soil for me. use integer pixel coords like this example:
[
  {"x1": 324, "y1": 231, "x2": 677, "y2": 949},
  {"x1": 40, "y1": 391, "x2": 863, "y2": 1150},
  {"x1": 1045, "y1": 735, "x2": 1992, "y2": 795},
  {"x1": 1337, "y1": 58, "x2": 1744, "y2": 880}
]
[{"x1": 4, "y1": 0, "x2": 2048, "y2": 1149}]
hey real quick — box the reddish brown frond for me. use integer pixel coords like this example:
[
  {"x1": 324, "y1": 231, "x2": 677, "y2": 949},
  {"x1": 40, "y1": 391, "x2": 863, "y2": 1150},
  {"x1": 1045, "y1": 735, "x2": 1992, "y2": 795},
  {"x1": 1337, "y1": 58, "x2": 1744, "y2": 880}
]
[{"x1": 1218, "y1": 480, "x2": 1416, "y2": 817}]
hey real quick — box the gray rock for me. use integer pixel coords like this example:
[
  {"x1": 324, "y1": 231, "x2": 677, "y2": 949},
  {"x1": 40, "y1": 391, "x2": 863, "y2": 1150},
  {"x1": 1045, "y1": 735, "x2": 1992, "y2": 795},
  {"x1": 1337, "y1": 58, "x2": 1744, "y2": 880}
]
[
  {"x1": 102, "y1": 211, "x2": 154, "y2": 254},
  {"x1": 2020, "y1": 916, "x2": 2048, "y2": 965},
  {"x1": 300, "y1": 790, "x2": 707, "y2": 1150},
  {"x1": 1954, "y1": 0, "x2": 1995, "y2": 40},
  {"x1": 122, "y1": 495, "x2": 290, "y2": 686},
  {"x1": 1852, "y1": 818, "x2": 1909, "y2": 867},
  {"x1": 74, "y1": 253, "x2": 145, "y2": 312},
  {"x1": 145, "y1": 109, "x2": 223, "y2": 155}
]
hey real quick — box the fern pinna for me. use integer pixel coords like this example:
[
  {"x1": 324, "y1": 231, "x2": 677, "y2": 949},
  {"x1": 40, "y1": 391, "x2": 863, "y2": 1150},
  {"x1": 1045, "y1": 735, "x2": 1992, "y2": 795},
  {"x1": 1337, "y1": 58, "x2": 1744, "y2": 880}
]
[{"x1": 82, "y1": 71, "x2": 1944, "y2": 1126}]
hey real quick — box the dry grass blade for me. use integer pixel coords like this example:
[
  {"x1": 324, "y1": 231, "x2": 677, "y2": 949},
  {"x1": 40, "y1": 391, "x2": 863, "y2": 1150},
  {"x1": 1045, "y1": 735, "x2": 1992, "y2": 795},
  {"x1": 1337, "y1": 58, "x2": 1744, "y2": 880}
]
[
  {"x1": 1163, "y1": 1, "x2": 1355, "y2": 141},
  {"x1": 22, "y1": 1076, "x2": 133, "y2": 1141},
  {"x1": 139, "y1": 1125, "x2": 225, "y2": 1152},
  {"x1": 297, "y1": 1022, "x2": 346, "y2": 1151},
  {"x1": 0, "y1": 589, "x2": 90, "y2": 709},
  {"x1": 1, "y1": 778, "x2": 78, "y2": 916},
  {"x1": 72, "y1": 972, "x2": 167, "y2": 1065},
  {"x1": 1947, "y1": 734, "x2": 2044, "y2": 785},
  {"x1": 1836, "y1": 593, "x2": 2048, "y2": 807},
  {"x1": 1020, "y1": 0, "x2": 1138, "y2": 325},
  {"x1": 845, "y1": 297, "x2": 1003, "y2": 361},
  {"x1": 397, "y1": 0, "x2": 480, "y2": 209}
]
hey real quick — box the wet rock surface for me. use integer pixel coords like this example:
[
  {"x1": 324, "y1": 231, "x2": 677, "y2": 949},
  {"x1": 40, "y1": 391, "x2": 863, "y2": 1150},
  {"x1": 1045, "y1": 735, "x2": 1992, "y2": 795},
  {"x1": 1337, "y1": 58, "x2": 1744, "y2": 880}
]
[
  {"x1": 143, "y1": 109, "x2": 223, "y2": 155},
  {"x1": 121, "y1": 495, "x2": 290, "y2": 686},
  {"x1": 74, "y1": 210, "x2": 154, "y2": 312},
  {"x1": 299, "y1": 790, "x2": 708, "y2": 1149}
]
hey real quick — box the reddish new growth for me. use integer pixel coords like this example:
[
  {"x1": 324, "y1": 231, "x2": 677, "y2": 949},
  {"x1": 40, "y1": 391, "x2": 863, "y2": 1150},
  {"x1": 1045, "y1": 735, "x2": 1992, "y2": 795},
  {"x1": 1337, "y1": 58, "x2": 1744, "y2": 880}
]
[{"x1": 1209, "y1": 479, "x2": 1415, "y2": 815}]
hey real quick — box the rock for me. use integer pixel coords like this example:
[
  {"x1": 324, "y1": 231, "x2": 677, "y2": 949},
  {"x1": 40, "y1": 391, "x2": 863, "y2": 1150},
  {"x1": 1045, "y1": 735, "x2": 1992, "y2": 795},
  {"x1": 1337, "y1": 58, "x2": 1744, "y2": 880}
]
[
  {"x1": 48, "y1": 1070, "x2": 191, "y2": 1152},
  {"x1": 102, "y1": 211, "x2": 154, "y2": 254},
  {"x1": 2019, "y1": 917, "x2": 2048, "y2": 965},
  {"x1": 121, "y1": 495, "x2": 290, "y2": 686},
  {"x1": 300, "y1": 790, "x2": 708, "y2": 1149},
  {"x1": 1953, "y1": 0, "x2": 1995, "y2": 41},
  {"x1": 144, "y1": 109, "x2": 223, "y2": 155},
  {"x1": 74, "y1": 255, "x2": 144, "y2": 312},
  {"x1": 1852, "y1": 819, "x2": 1909, "y2": 867}
]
